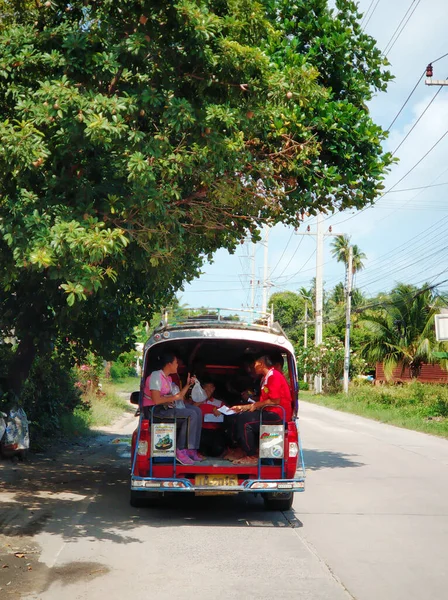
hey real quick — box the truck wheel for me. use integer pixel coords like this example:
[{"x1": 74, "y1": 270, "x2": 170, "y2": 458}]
[
  {"x1": 130, "y1": 491, "x2": 159, "y2": 508},
  {"x1": 263, "y1": 492, "x2": 294, "y2": 511}
]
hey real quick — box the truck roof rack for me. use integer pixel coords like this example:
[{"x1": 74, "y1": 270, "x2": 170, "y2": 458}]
[{"x1": 153, "y1": 307, "x2": 284, "y2": 335}]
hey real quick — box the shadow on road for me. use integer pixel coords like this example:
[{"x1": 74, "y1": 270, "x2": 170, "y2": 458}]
[
  {"x1": 0, "y1": 438, "x2": 303, "y2": 548},
  {"x1": 303, "y1": 448, "x2": 364, "y2": 471},
  {"x1": 0, "y1": 428, "x2": 306, "y2": 598},
  {"x1": 130, "y1": 493, "x2": 303, "y2": 529}
]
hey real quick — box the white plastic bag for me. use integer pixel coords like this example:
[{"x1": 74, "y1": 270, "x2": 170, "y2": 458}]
[
  {"x1": 171, "y1": 383, "x2": 185, "y2": 409},
  {"x1": 191, "y1": 380, "x2": 207, "y2": 403},
  {"x1": 4, "y1": 407, "x2": 30, "y2": 450}
]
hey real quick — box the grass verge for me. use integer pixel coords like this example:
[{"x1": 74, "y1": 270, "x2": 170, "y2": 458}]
[
  {"x1": 301, "y1": 383, "x2": 448, "y2": 439},
  {"x1": 60, "y1": 385, "x2": 133, "y2": 437},
  {"x1": 103, "y1": 376, "x2": 140, "y2": 394}
]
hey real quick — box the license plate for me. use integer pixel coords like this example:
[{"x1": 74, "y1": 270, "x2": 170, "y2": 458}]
[{"x1": 195, "y1": 474, "x2": 238, "y2": 487}]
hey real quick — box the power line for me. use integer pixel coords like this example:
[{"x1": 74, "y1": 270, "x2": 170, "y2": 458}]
[
  {"x1": 269, "y1": 229, "x2": 295, "y2": 278},
  {"x1": 392, "y1": 84, "x2": 444, "y2": 156},
  {"x1": 363, "y1": 0, "x2": 382, "y2": 29},
  {"x1": 387, "y1": 71, "x2": 426, "y2": 131},
  {"x1": 387, "y1": 51, "x2": 448, "y2": 132},
  {"x1": 357, "y1": 244, "x2": 448, "y2": 292},
  {"x1": 356, "y1": 220, "x2": 448, "y2": 279},
  {"x1": 360, "y1": 0, "x2": 376, "y2": 27},
  {"x1": 328, "y1": 125, "x2": 448, "y2": 230},
  {"x1": 275, "y1": 235, "x2": 305, "y2": 280},
  {"x1": 354, "y1": 216, "x2": 448, "y2": 278},
  {"x1": 384, "y1": 0, "x2": 422, "y2": 58},
  {"x1": 387, "y1": 181, "x2": 448, "y2": 193},
  {"x1": 352, "y1": 276, "x2": 448, "y2": 316}
]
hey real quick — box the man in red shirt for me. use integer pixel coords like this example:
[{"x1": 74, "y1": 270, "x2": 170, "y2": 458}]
[{"x1": 232, "y1": 355, "x2": 292, "y2": 465}]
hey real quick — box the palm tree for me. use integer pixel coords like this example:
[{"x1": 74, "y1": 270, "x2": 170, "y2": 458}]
[
  {"x1": 360, "y1": 283, "x2": 447, "y2": 379},
  {"x1": 331, "y1": 234, "x2": 366, "y2": 275}
]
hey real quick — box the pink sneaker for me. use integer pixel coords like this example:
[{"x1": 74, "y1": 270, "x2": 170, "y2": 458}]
[
  {"x1": 186, "y1": 450, "x2": 203, "y2": 462},
  {"x1": 176, "y1": 449, "x2": 195, "y2": 465}
]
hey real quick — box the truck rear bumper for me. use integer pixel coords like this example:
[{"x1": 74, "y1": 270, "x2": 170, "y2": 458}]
[{"x1": 130, "y1": 474, "x2": 305, "y2": 493}]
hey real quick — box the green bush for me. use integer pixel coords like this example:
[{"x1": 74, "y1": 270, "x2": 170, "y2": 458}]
[
  {"x1": 427, "y1": 397, "x2": 448, "y2": 418},
  {"x1": 109, "y1": 349, "x2": 138, "y2": 380},
  {"x1": 20, "y1": 355, "x2": 84, "y2": 449},
  {"x1": 298, "y1": 380, "x2": 309, "y2": 391},
  {"x1": 110, "y1": 362, "x2": 131, "y2": 380}
]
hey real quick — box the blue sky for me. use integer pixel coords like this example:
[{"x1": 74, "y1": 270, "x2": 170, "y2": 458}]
[{"x1": 179, "y1": 0, "x2": 448, "y2": 311}]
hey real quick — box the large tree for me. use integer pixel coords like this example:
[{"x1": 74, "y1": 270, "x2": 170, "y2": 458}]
[
  {"x1": 0, "y1": 0, "x2": 393, "y2": 398},
  {"x1": 331, "y1": 234, "x2": 366, "y2": 275},
  {"x1": 360, "y1": 283, "x2": 447, "y2": 379}
]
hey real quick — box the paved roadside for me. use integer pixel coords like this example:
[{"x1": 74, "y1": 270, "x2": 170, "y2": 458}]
[{"x1": 296, "y1": 400, "x2": 448, "y2": 600}]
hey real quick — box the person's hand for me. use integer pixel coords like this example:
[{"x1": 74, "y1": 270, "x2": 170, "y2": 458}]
[
  {"x1": 233, "y1": 405, "x2": 250, "y2": 413},
  {"x1": 241, "y1": 390, "x2": 250, "y2": 402},
  {"x1": 212, "y1": 407, "x2": 221, "y2": 417},
  {"x1": 187, "y1": 373, "x2": 196, "y2": 387}
]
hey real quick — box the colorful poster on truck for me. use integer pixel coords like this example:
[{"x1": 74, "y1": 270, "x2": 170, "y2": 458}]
[
  {"x1": 151, "y1": 423, "x2": 176, "y2": 457},
  {"x1": 259, "y1": 425, "x2": 284, "y2": 458}
]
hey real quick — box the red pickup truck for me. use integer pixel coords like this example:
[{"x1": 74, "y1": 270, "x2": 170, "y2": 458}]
[{"x1": 130, "y1": 309, "x2": 305, "y2": 511}]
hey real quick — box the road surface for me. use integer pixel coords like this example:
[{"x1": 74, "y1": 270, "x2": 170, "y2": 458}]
[{"x1": 1, "y1": 401, "x2": 448, "y2": 599}]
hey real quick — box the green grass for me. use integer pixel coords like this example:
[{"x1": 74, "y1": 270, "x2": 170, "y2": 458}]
[
  {"x1": 301, "y1": 383, "x2": 448, "y2": 439},
  {"x1": 102, "y1": 376, "x2": 140, "y2": 394},
  {"x1": 61, "y1": 387, "x2": 133, "y2": 437}
]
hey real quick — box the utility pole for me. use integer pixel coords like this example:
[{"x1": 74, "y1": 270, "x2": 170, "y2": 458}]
[
  {"x1": 295, "y1": 213, "x2": 338, "y2": 393},
  {"x1": 343, "y1": 246, "x2": 353, "y2": 394},
  {"x1": 314, "y1": 213, "x2": 324, "y2": 393},
  {"x1": 303, "y1": 299, "x2": 308, "y2": 384},
  {"x1": 251, "y1": 242, "x2": 256, "y2": 318},
  {"x1": 261, "y1": 224, "x2": 270, "y2": 314}
]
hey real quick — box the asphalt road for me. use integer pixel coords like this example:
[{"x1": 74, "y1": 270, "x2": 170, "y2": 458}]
[{"x1": 1, "y1": 401, "x2": 448, "y2": 600}]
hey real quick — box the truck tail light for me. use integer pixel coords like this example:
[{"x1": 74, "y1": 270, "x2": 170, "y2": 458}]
[
  {"x1": 138, "y1": 440, "x2": 148, "y2": 455},
  {"x1": 289, "y1": 442, "x2": 299, "y2": 458},
  {"x1": 285, "y1": 422, "x2": 299, "y2": 478},
  {"x1": 135, "y1": 420, "x2": 150, "y2": 476}
]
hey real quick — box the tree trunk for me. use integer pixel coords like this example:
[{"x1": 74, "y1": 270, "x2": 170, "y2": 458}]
[{"x1": 7, "y1": 334, "x2": 37, "y2": 400}]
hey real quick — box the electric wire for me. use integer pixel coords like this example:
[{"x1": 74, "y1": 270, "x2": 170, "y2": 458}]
[
  {"x1": 392, "y1": 84, "x2": 444, "y2": 156},
  {"x1": 384, "y1": 0, "x2": 422, "y2": 58},
  {"x1": 276, "y1": 247, "x2": 316, "y2": 285},
  {"x1": 356, "y1": 244, "x2": 448, "y2": 291},
  {"x1": 382, "y1": 1, "x2": 416, "y2": 55},
  {"x1": 360, "y1": 0, "x2": 376, "y2": 28},
  {"x1": 387, "y1": 181, "x2": 448, "y2": 193},
  {"x1": 275, "y1": 235, "x2": 305, "y2": 280},
  {"x1": 350, "y1": 218, "x2": 448, "y2": 278},
  {"x1": 327, "y1": 126, "x2": 448, "y2": 230},
  {"x1": 321, "y1": 216, "x2": 448, "y2": 290},
  {"x1": 387, "y1": 51, "x2": 448, "y2": 132},
  {"x1": 269, "y1": 229, "x2": 295, "y2": 278},
  {"x1": 364, "y1": 163, "x2": 448, "y2": 225},
  {"x1": 363, "y1": 0, "x2": 382, "y2": 30}
]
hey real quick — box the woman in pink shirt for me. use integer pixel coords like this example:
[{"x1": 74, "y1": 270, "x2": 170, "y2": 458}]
[{"x1": 143, "y1": 353, "x2": 202, "y2": 465}]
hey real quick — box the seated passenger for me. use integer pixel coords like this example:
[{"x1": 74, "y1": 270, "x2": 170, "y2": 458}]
[
  {"x1": 143, "y1": 352, "x2": 203, "y2": 465},
  {"x1": 232, "y1": 355, "x2": 292, "y2": 466},
  {"x1": 198, "y1": 381, "x2": 227, "y2": 457},
  {"x1": 270, "y1": 352, "x2": 285, "y2": 373}
]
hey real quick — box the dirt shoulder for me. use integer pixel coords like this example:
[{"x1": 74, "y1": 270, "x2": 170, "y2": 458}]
[{"x1": 0, "y1": 411, "x2": 135, "y2": 599}]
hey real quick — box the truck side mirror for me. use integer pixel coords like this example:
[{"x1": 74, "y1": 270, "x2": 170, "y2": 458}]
[{"x1": 130, "y1": 391, "x2": 140, "y2": 405}]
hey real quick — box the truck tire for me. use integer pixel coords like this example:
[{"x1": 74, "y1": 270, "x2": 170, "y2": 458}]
[{"x1": 263, "y1": 492, "x2": 294, "y2": 511}]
